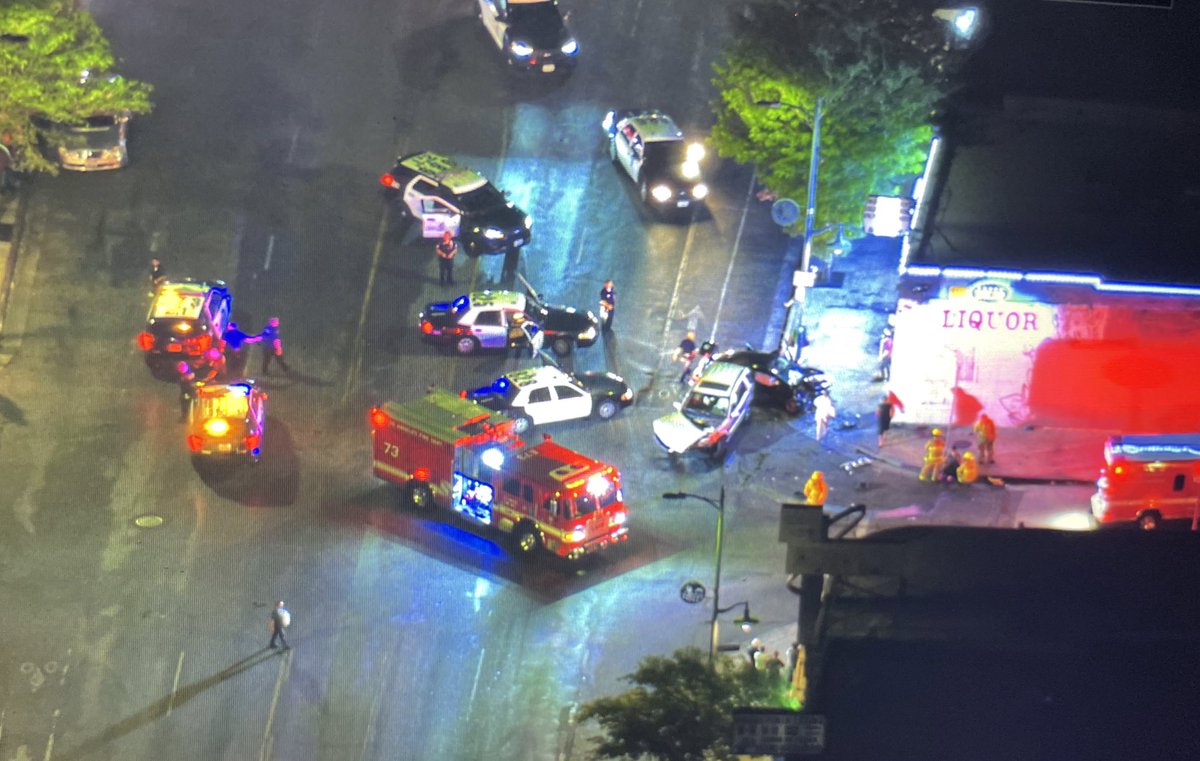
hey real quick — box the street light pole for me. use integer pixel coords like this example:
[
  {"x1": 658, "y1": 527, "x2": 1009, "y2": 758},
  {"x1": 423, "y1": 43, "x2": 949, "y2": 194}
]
[{"x1": 708, "y1": 485, "x2": 725, "y2": 664}]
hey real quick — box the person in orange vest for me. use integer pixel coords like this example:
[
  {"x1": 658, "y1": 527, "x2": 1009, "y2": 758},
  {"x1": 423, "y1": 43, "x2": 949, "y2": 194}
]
[
  {"x1": 803, "y1": 470, "x2": 828, "y2": 506},
  {"x1": 918, "y1": 428, "x2": 946, "y2": 481},
  {"x1": 957, "y1": 451, "x2": 979, "y2": 484},
  {"x1": 974, "y1": 414, "x2": 997, "y2": 463}
]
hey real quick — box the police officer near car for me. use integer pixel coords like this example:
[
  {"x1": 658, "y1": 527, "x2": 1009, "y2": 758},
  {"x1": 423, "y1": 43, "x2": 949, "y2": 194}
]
[
  {"x1": 673, "y1": 330, "x2": 698, "y2": 384},
  {"x1": 436, "y1": 231, "x2": 458, "y2": 285},
  {"x1": 260, "y1": 317, "x2": 291, "y2": 375},
  {"x1": 176, "y1": 361, "x2": 197, "y2": 422},
  {"x1": 222, "y1": 322, "x2": 260, "y2": 375},
  {"x1": 599, "y1": 279, "x2": 616, "y2": 332},
  {"x1": 148, "y1": 258, "x2": 167, "y2": 296}
]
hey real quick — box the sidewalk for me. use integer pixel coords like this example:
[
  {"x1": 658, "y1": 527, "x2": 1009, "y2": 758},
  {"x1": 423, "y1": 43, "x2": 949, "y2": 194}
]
[{"x1": 0, "y1": 186, "x2": 25, "y2": 369}]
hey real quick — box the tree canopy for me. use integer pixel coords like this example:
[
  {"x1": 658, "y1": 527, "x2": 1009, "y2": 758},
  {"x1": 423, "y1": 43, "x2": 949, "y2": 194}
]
[
  {"x1": 576, "y1": 648, "x2": 797, "y2": 761},
  {"x1": 711, "y1": 0, "x2": 967, "y2": 240},
  {"x1": 0, "y1": 0, "x2": 152, "y2": 173}
]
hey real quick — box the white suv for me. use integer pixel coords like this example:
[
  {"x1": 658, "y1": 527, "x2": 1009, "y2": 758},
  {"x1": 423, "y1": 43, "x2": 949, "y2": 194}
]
[{"x1": 653, "y1": 361, "x2": 753, "y2": 459}]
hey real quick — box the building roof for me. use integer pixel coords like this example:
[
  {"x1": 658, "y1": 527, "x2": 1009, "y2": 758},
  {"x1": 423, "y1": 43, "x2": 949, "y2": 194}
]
[{"x1": 909, "y1": 0, "x2": 1200, "y2": 287}]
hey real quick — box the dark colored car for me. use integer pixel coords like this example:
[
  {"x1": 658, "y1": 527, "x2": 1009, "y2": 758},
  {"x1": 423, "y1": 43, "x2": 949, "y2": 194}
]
[
  {"x1": 477, "y1": 0, "x2": 579, "y2": 74},
  {"x1": 418, "y1": 290, "x2": 599, "y2": 356},
  {"x1": 602, "y1": 109, "x2": 708, "y2": 214},
  {"x1": 138, "y1": 279, "x2": 232, "y2": 374},
  {"x1": 380, "y1": 151, "x2": 532, "y2": 255},
  {"x1": 701, "y1": 347, "x2": 833, "y2": 415}
]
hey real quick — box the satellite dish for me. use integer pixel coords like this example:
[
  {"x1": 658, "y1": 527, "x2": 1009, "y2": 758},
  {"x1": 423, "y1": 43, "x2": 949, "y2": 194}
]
[{"x1": 771, "y1": 198, "x2": 801, "y2": 226}]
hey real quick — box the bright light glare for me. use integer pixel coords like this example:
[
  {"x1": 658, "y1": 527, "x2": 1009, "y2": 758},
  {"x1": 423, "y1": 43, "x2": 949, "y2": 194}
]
[
  {"x1": 510, "y1": 40, "x2": 533, "y2": 57},
  {"x1": 1046, "y1": 511, "x2": 1096, "y2": 532},
  {"x1": 692, "y1": 183, "x2": 709, "y2": 200},
  {"x1": 954, "y1": 8, "x2": 979, "y2": 38},
  {"x1": 561, "y1": 38, "x2": 578, "y2": 55},
  {"x1": 586, "y1": 473, "x2": 611, "y2": 497},
  {"x1": 484, "y1": 228, "x2": 505, "y2": 240},
  {"x1": 686, "y1": 143, "x2": 706, "y2": 162},
  {"x1": 681, "y1": 160, "x2": 701, "y2": 180},
  {"x1": 481, "y1": 447, "x2": 505, "y2": 470},
  {"x1": 651, "y1": 184, "x2": 673, "y2": 203},
  {"x1": 203, "y1": 418, "x2": 230, "y2": 436}
]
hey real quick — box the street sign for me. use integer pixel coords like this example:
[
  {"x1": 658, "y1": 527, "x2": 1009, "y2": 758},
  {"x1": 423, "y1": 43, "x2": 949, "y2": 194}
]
[
  {"x1": 771, "y1": 198, "x2": 801, "y2": 226},
  {"x1": 732, "y1": 708, "x2": 826, "y2": 756},
  {"x1": 679, "y1": 580, "x2": 706, "y2": 604}
]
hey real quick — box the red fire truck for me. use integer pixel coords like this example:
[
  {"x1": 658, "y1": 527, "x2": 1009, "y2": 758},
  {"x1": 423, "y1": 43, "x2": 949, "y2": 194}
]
[
  {"x1": 1092, "y1": 434, "x2": 1200, "y2": 530},
  {"x1": 369, "y1": 389, "x2": 629, "y2": 558}
]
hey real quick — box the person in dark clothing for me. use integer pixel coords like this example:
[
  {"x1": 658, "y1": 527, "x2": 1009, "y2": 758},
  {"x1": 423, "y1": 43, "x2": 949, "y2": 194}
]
[
  {"x1": 673, "y1": 330, "x2": 698, "y2": 384},
  {"x1": 436, "y1": 231, "x2": 457, "y2": 285},
  {"x1": 177, "y1": 362, "x2": 197, "y2": 422},
  {"x1": 222, "y1": 322, "x2": 260, "y2": 375},
  {"x1": 941, "y1": 446, "x2": 961, "y2": 484},
  {"x1": 599, "y1": 279, "x2": 616, "y2": 332},
  {"x1": 268, "y1": 601, "x2": 291, "y2": 650},
  {"x1": 876, "y1": 395, "x2": 894, "y2": 447},
  {"x1": 148, "y1": 258, "x2": 167, "y2": 296},
  {"x1": 260, "y1": 317, "x2": 291, "y2": 375}
]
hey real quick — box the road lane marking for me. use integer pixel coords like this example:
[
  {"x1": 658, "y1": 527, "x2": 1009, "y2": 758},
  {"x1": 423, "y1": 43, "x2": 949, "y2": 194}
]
[
  {"x1": 709, "y1": 170, "x2": 756, "y2": 342},
  {"x1": 285, "y1": 127, "x2": 301, "y2": 165},
  {"x1": 43, "y1": 708, "x2": 59, "y2": 761},
  {"x1": 166, "y1": 651, "x2": 185, "y2": 716},
  {"x1": 263, "y1": 234, "x2": 276, "y2": 272},
  {"x1": 656, "y1": 217, "x2": 701, "y2": 379},
  {"x1": 358, "y1": 641, "x2": 391, "y2": 761},
  {"x1": 342, "y1": 206, "x2": 392, "y2": 404},
  {"x1": 259, "y1": 650, "x2": 292, "y2": 761},
  {"x1": 468, "y1": 647, "x2": 486, "y2": 706}
]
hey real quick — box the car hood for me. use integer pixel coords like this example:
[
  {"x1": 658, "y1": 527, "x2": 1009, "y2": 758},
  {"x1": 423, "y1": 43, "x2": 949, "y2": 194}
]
[
  {"x1": 577, "y1": 371, "x2": 629, "y2": 397},
  {"x1": 466, "y1": 201, "x2": 528, "y2": 231},
  {"x1": 508, "y1": 6, "x2": 569, "y2": 50},
  {"x1": 653, "y1": 412, "x2": 706, "y2": 453},
  {"x1": 420, "y1": 301, "x2": 458, "y2": 326},
  {"x1": 536, "y1": 304, "x2": 596, "y2": 333}
]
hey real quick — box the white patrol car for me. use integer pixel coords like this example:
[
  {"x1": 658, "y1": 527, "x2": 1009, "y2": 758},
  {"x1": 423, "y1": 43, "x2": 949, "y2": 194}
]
[
  {"x1": 419, "y1": 290, "x2": 599, "y2": 356},
  {"x1": 478, "y1": 0, "x2": 578, "y2": 73},
  {"x1": 466, "y1": 366, "x2": 634, "y2": 433},
  {"x1": 653, "y1": 361, "x2": 753, "y2": 460},
  {"x1": 602, "y1": 109, "x2": 708, "y2": 214},
  {"x1": 379, "y1": 151, "x2": 532, "y2": 254}
]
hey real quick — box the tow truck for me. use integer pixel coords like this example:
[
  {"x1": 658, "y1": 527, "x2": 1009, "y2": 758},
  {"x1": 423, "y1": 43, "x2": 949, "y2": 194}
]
[{"x1": 369, "y1": 389, "x2": 629, "y2": 558}]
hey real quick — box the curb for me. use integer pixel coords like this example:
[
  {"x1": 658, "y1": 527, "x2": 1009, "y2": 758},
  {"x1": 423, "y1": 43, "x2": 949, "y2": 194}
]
[{"x1": 0, "y1": 185, "x2": 29, "y2": 370}]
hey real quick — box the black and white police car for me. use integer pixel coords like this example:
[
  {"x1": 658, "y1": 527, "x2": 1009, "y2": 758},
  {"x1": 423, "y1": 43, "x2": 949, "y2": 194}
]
[
  {"x1": 653, "y1": 361, "x2": 753, "y2": 460},
  {"x1": 380, "y1": 152, "x2": 532, "y2": 255},
  {"x1": 419, "y1": 290, "x2": 599, "y2": 356},
  {"x1": 602, "y1": 109, "x2": 708, "y2": 213},
  {"x1": 477, "y1": 0, "x2": 578, "y2": 73},
  {"x1": 466, "y1": 366, "x2": 633, "y2": 433}
]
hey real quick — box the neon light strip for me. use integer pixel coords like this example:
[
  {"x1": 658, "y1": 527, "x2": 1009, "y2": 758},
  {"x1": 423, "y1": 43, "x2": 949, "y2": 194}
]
[
  {"x1": 901, "y1": 264, "x2": 1200, "y2": 297},
  {"x1": 899, "y1": 135, "x2": 942, "y2": 273}
]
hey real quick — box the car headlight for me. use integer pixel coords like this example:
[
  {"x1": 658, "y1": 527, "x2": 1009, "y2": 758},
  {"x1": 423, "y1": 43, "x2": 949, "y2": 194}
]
[
  {"x1": 681, "y1": 160, "x2": 702, "y2": 180},
  {"x1": 484, "y1": 228, "x2": 505, "y2": 240},
  {"x1": 620, "y1": 388, "x2": 634, "y2": 401},
  {"x1": 570, "y1": 525, "x2": 587, "y2": 543},
  {"x1": 686, "y1": 143, "x2": 706, "y2": 162},
  {"x1": 524, "y1": 215, "x2": 533, "y2": 229},
  {"x1": 650, "y1": 184, "x2": 673, "y2": 203},
  {"x1": 692, "y1": 183, "x2": 709, "y2": 200},
  {"x1": 561, "y1": 38, "x2": 578, "y2": 55},
  {"x1": 601, "y1": 111, "x2": 615, "y2": 132},
  {"x1": 579, "y1": 326, "x2": 597, "y2": 341},
  {"x1": 510, "y1": 40, "x2": 533, "y2": 57}
]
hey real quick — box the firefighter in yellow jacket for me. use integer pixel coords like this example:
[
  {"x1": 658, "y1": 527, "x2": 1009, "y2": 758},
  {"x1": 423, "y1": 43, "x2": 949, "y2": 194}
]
[
  {"x1": 957, "y1": 451, "x2": 979, "y2": 484},
  {"x1": 803, "y1": 470, "x2": 828, "y2": 506},
  {"x1": 918, "y1": 429, "x2": 946, "y2": 481}
]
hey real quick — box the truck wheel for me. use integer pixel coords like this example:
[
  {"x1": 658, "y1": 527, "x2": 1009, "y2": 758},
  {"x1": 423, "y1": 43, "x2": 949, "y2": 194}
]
[
  {"x1": 403, "y1": 481, "x2": 433, "y2": 511},
  {"x1": 511, "y1": 415, "x2": 533, "y2": 435},
  {"x1": 1137, "y1": 511, "x2": 1162, "y2": 530},
  {"x1": 596, "y1": 399, "x2": 619, "y2": 420},
  {"x1": 513, "y1": 524, "x2": 541, "y2": 555},
  {"x1": 455, "y1": 336, "x2": 479, "y2": 355},
  {"x1": 551, "y1": 337, "x2": 573, "y2": 356}
]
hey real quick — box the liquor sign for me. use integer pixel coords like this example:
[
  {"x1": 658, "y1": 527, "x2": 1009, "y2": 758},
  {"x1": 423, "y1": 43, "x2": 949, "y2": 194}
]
[{"x1": 732, "y1": 708, "x2": 826, "y2": 756}]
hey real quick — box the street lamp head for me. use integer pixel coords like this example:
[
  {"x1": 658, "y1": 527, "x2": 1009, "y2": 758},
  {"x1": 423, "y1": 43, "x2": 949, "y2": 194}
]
[
  {"x1": 735, "y1": 603, "x2": 760, "y2": 633},
  {"x1": 661, "y1": 492, "x2": 687, "y2": 500}
]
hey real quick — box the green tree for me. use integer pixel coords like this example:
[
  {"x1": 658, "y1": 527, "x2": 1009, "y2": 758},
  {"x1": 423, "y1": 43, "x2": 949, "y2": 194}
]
[
  {"x1": 576, "y1": 647, "x2": 797, "y2": 761},
  {"x1": 711, "y1": 0, "x2": 965, "y2": 239},
  {"x1": 0, "y1": 0, "x2": 152, "y2": 173}
]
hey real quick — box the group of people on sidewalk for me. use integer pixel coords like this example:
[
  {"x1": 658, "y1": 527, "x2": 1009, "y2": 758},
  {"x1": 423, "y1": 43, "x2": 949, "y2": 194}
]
[{"x1": 914, "y1": 414, "x2": 997, "y2": 485}]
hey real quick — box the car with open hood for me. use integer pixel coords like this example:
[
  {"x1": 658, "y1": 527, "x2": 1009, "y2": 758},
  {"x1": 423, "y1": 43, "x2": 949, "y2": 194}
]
[
  {"x1": 693, "y1": 346, "x2": 833, "y2": 415},
  {"x1": 653, "y1": 361, "x2": 753, "y2": 460}
]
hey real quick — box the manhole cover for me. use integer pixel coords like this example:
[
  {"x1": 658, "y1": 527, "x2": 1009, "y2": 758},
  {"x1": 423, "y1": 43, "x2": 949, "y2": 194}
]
[{"x1": 133, "y1": 514, "x2": 164, "y2": 528}]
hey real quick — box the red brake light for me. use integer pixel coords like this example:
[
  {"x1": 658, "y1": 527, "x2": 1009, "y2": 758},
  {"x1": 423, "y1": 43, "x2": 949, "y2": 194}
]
[
  {"x1": 414, "y1": 467, "x2": 430, "y2": 481},
  {"x1": 420, "y1": 321, "x2": 434, "y2": 334},
  {"x1": 244, "y1": 434, "x2": 261, "y2": 450},
  {"x1": 369, "y1": 408, "x2": 389, "y2": 429},
  {"x1": 380, "y1": 173, "x2": 399, "y2": 189},
  {"x1": 195, "y1": 334, "x2": 212, "y2": 352},
  {"x1": 186, "y1": 435, "x2": 203, "y2": 452},
  {"x1": 137, "y1": 332, "x2": 155, "y2": 351}
]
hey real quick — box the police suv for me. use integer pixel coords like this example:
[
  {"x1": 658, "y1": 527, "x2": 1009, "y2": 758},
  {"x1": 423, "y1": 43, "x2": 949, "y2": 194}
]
[
  {"x1": 467, "y1": 366, "x2": 633, "y2": 433},
  {"x1": 653, "y1": 361, "x2": 753, "y2": 460},
  {"x1": 477, "y1": 0, "x2": 578, "y2": 73},
  {"x1": 138, "y1": 279, "x2": 231, "y2": 374},
  {"x1": 418, "y1": 290, "x2": 599, "y2": 356},
  {"x1": 380, "y1": 152, "x2": 532, "y2": 254},
  {"x1": 602, "y1": 109, "x2": 708, "y2": 214},
  {"x1": 187, "y1": 380, "x2": 268, "y2": 462}
]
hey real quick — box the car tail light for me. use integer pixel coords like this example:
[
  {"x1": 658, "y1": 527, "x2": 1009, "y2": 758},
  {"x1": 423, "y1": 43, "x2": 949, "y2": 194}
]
[
  {"x1": 187, "y1": 435, "x2": 203, "y2": 452},
  {"x1": 420, "y1": 321, "x2": 434, "y2": 334},
  {"x1": 414, "y1": 467, "x2": 430, "y2": 481},
  {"x1": 195, "y1": 334, "x2": 212, "y2": 352},
  {"x1": 369, "y1": 408, "x2": 389, "y2": 429},
  {"x1": 244, "y1": 434, "x2": 261, "y2": 450},
  {"x1": 137, "y1": 332, "x2": 155, "y2": 351},
  {"x1": 380, "y1": 173, "x2": 400, "y2": 189}
]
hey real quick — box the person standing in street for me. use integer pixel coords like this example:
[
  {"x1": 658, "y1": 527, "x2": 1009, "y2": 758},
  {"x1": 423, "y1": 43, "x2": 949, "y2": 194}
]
[
  {"x1": 436, "y1": 231, "x2": 457, "y2": 285},
  {"x1": 259, "y1": 317, "x2": 291, "y2": 375},
  {"x1": 747, "y1": 638, "x2": 765, "y2": 669},
  {"x1": 268, "y1": 601, "x2": 291, "y2": 650},
  {"x1": 176, "y1": 361, "x2": 197, "y2": 423},
  {"x1": 876, "y1": 395, "x2": 895, "y2": 447},
  {"x1": 874, "y1": 328, "x2": 893, "y2": 382},
  {"x1": 673, "y1": 330, "x2": 698, "y2": 384},
  {"x1": 803, "y1": 470, "x2": 828, "y2": 506},
  {"x1": 148, "y1": 258, "x2": 167, "y2": 296},
  {"x1": 599, "y1": 279, "x2": 616, "y2": 332},
  {"x1": 813, "y1": 392, "x2": 836, "y2": 441},
  {"x1": 974, "y1": 413, "x2": 997, "y2": 463},
  {"x1": 222, "y1": 322, "x2": 259, "y2": 376}
]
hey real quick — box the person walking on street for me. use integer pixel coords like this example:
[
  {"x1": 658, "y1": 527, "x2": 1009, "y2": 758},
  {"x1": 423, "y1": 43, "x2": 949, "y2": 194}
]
[
  {"x1": 918, "y1": 428, "x2": 947, "y2": 481},
  {"x1": 813, "y1": 392, "x2": 836, "y2": 441},
  {"x1": 876, "y1": 395, "x2": 895, "y2": 447},
  {"x1": 974, "y1": 413, "x2": 997, "y2": 463},
  {"x1": 260, "y1": 317, "x2": 291, "y2": 375},
  {"x1": 177, "y1": 362, "x2": 197, "y2": 423},
  {"x1": 874, "y1": 328, "x2": 893, "y2": 382},
  {"x1": 222, "y1": 322, "x2": 259, "y2": 376},
  {"x1": 599, "y1": 279, "x2": 616, "y2": 332},
  {"x1": 436, "y1": 231, "x2": 458, "y2": 285},
  {"x1": 148, "y1": 258, "x2": 167, "y2": 296},
  {"x1": 673, "y1": 330, "x2": 698, "y2": 384},
  {"x1": 268, "y1": 601, "x2": 291, "y2": 650}
]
